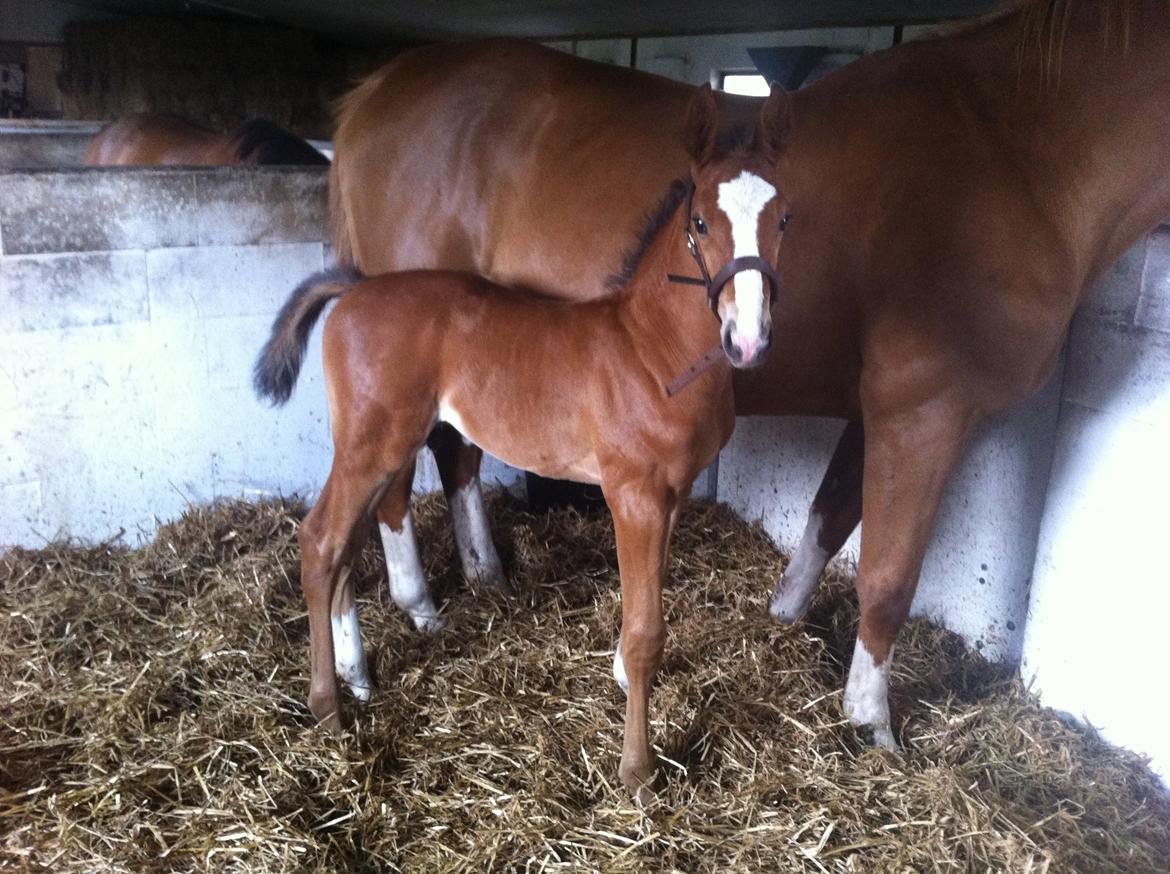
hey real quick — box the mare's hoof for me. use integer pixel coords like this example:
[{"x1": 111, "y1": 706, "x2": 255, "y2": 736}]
[
  {"x1": 870, "y1": 725, "x2": 898, "y2": 751},
  {"x1": 477, "y1": 568, "x2": 513, "y2": 596},
  {"x1": 767, "y1": 581, "x2": 812, "y2": 625},
  {"x1": 853, "y1": 722, "x2": 898, "y2": 751}
]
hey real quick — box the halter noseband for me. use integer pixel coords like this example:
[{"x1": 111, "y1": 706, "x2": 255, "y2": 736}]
[
  {"x1": 667, "y1": 179, "x2": 783, "y2": 316},
  {"x1": 663, "y1": 179, "x2": 788, "y2": 397}
]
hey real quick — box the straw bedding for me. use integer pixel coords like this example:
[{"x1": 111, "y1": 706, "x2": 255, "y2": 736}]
[{"x1": 2, "y1": 493, "x2": 1167, "y2": 872}]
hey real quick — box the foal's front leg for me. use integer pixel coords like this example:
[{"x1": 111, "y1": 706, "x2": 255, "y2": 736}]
[{"x1": 604, "y1": 476, "x2": 676, "y2": 797}]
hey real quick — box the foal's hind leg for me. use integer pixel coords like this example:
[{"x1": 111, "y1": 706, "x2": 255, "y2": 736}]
[
  {"x1": 377, "y1": 459, "x2": 445, "y2": 633},
  {"x1": 299, "y1": 466, "x2": 390, "y2": 729},
  {"x1": 769, "y1": 420, "x2": 864, "y2": 622},
  {"x1": 331, "y1": 564, "x2": 373, "y2": 702},
  {"x1": 428, "y1": 423, "x2": 507, "y2": 590}
]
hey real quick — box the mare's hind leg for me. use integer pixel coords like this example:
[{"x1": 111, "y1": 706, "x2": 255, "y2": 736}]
[
  {"x1": 377, "y1": 459, "x2": 444, "y2": 633},
  {"x1": 428, "y1": 423, "x2": 507, "y2": 590},
  {"x1": 846, "y1": 392, "x2": 973, "y2": 748},
  {"x1": 769, "y1": 420, "x2": 864, "y2": 622},
  {"x1": 299, "y1": 465, "x2": 391, "y2": 729}
]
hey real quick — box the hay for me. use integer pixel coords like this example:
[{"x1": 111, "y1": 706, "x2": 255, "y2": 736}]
[{"x1": 1, "y1": 493, "x2": 1167, "y2": 872}]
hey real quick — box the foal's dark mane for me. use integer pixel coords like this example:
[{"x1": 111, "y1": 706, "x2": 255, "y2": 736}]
[
  {"x1": 605, "y1": 177, "x2": 690, "y2": 293},
  {"x1": 232, "y1": 118, "x2": 330, "y2": 166}
]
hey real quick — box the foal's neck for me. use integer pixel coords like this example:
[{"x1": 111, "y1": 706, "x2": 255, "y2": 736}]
[{"x1": 616, "y1": 202, "x2": 721, "y2": 370}]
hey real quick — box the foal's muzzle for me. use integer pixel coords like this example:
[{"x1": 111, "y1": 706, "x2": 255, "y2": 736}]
[{"x1": 722, "y1": 319, "x2": 773, "y2": 368}]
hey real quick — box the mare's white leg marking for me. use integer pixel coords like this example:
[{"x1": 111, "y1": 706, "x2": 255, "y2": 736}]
[
  {"x1": 843, "y1": 637, "x2": 897, "y2": 749},
  {"x1": 450, "y1": 477, "x2": 505, "y2": 587},
  {"x1": 378, "y1": 511, "x2": 444, "y2": 633},
  {"x1": 769, "y1": 510, "x2": 829, "y2": 622},
  {"x1": 717, "y1": 170, "x2": 778, "y2": 347},
  {"x1": 612, "y1": 635, "x2": 629, "y2": 695},
  {"x1": 332, "y1": 606, "x2": 372, "y2": 702},
  {"x1": 437, "y1": 400, "x2": 506, "y2": 589}
]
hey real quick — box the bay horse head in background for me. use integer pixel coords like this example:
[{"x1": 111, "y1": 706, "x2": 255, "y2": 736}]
[
  {"x1": 254, "y1": 85, "x2": 793, "y2": 796},
  {"x1": 83, "y1": 113, "x2": 329, "y2": 166}
]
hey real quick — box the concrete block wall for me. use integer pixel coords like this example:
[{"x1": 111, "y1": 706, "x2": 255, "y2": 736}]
[
  {"x1": 0, "y1": 121, "x2": 99, "y2": 168},
  {"x1": 0, "y1": 121, "x2": 332, "y2": 169},
  {"x1": 0, "y1": 167, "x2": 517, "y2": 548}
]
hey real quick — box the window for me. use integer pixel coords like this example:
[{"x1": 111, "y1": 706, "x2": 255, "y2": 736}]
[{"x1": 719, "y1": 72, "x2": 770, "y2": 96}]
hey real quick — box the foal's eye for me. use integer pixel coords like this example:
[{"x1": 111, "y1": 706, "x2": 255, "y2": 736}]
[
  {"x1": 779, "y1": 214, "x2": 790, "y2": 232},
  {"x1": 694, "y1": 217, "x2": 708, "y2": 235}
]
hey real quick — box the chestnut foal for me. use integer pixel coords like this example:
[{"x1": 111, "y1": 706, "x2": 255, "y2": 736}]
[{"x1": 255, "y1": 88, "x2": 790, "y2": 793}]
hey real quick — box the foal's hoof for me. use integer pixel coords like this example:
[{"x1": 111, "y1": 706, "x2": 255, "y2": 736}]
[
  {"x1": 620, "y1": 764, "x2": 658, "y2": 806},
  {"x1": 411, "y1": 613, "x2": 446, "y2": 634},
  {"x1": 309, "y1": 697, "x2": 343, "y2": 734}
]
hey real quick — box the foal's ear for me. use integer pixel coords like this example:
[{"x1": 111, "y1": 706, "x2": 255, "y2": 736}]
[
  {"x1": 756, "y1": 85, "x2": 793, "y2": 160},
  {"x1": 684, "y1": 83, "x2": 721, "y2": 164}
]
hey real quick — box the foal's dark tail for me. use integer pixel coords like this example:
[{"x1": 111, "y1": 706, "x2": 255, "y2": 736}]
[{"x1": 253, "y1": 267, "x2": 361, "y2": 405}]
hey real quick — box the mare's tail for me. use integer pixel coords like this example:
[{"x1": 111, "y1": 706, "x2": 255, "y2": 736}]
[{"x1": 253, "y1": 267, "x2": 361, "y2": 405}]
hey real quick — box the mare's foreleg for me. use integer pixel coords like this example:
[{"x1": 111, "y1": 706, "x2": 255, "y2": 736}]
[
  {"x1": 376, "y1": 459, "x2": 444, "y2": 633},
  {"x1": 605, "y1": 474, "x2": 677, "y2": 797},
  {"x1": 427, "y1": 423, "x2": 508, "y2": 590},
  {"x1": 846, "y1": 394, "x2": 972, "y2": 748},
  {"x1": 769, "y1": 419, "x2": 865, "y2": 621}
]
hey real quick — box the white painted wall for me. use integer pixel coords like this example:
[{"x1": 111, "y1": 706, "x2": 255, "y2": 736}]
[
  {"x1": 1023, "y1": 229, "x2": 1170, "y2": 784},
  {"x1": 0, "y1": 167, "x2": 518, "y2": 548}
]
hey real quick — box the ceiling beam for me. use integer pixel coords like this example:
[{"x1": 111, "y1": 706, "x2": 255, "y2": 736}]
[{"x1": 61, "y1": 0, "x2": 999, "y2": 44}]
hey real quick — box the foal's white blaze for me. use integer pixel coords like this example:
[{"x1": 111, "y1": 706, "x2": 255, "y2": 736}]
[
  {"x1": 843, "y1": 637, "x2": 897, "y2": 749},
  {"x1": 769, "y1": 509, "x2": 830, "y2": 622},
  {"x1": 450, "y1": 477, "x2": 506, "y2": 587},
  {"x1": 717, "y1": 170, "x2": 777, "y2": 356},
  {"x1": 332, "y1": 606, "x2": 372, "y2": 701},
  {"x1": 378, "y1": 511, "x2": 444, "y2": 633}
]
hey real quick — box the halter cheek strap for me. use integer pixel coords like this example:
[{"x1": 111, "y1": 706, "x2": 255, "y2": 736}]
[{"x1": 665, "y1": 179, "x2": 787, "y2": 397}]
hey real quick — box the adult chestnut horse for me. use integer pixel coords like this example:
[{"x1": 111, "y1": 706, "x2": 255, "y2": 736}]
[
  {"x1": 84, "y1": 113, "x2": 328, "y2": 166},
  {"x1": 330, "y1": 0, "x2": 1170, "y2": 749},
  {"x1": 256, "y1": 87, "x2": 791, "y2": 792}
]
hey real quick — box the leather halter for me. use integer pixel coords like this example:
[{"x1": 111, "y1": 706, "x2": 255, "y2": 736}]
[{"x1": 665, "y1": 179, "x2": 786, "y2": 396}]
